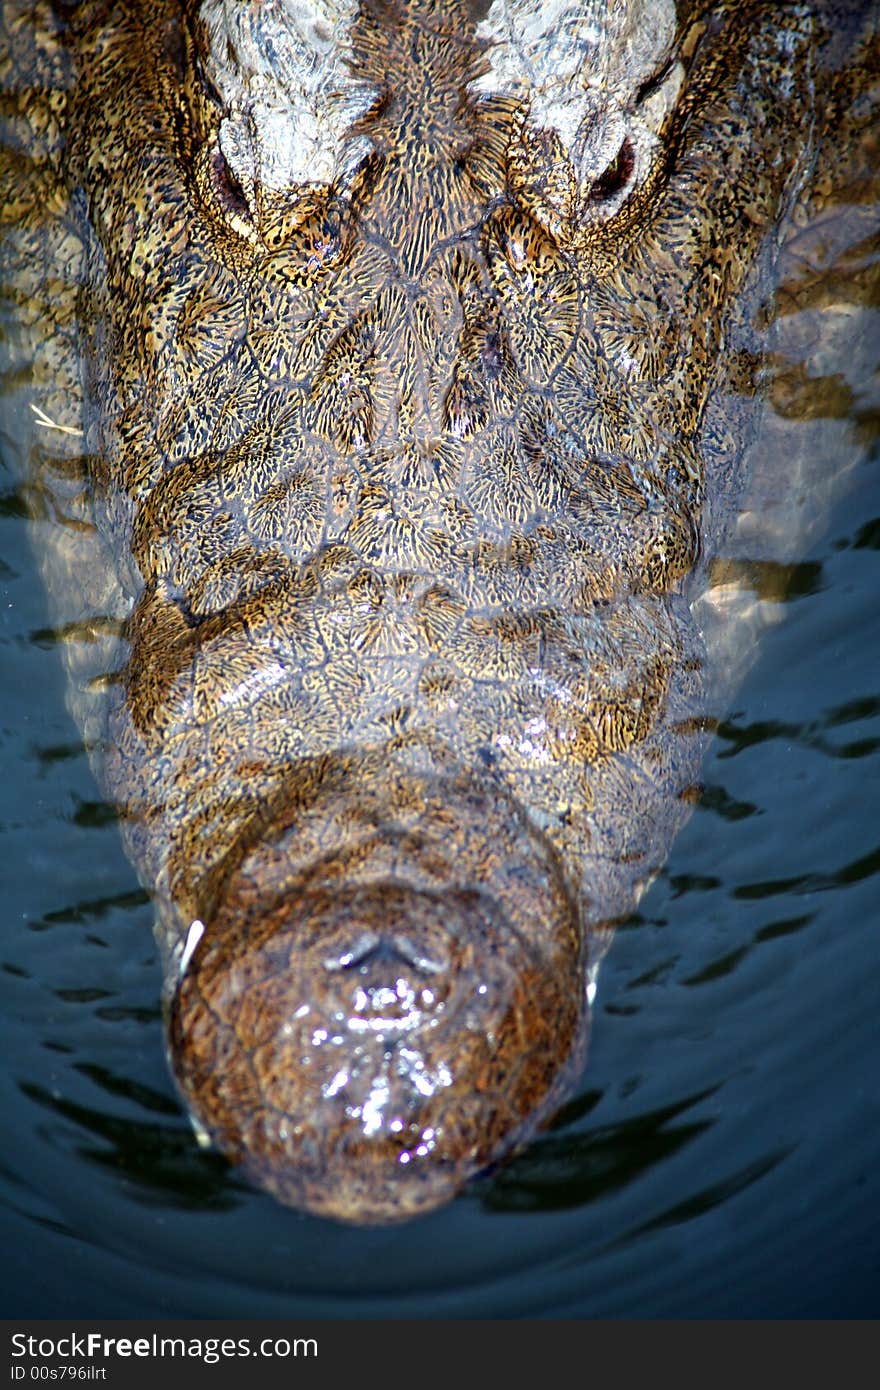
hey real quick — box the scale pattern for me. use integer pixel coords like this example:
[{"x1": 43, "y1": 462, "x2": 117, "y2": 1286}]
[{"x1": 1, "y1": 0, "x2": 876, "y2": 1221}]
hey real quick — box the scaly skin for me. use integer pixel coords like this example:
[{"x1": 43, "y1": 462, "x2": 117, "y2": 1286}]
[{"x1": 0, "y1": 0, "x2": 877, "y2": 1222}]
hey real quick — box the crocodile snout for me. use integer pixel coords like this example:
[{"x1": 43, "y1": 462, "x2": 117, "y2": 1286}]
[{"x1": 168, "y1": 768, "x2": 590, "y2": 1222}]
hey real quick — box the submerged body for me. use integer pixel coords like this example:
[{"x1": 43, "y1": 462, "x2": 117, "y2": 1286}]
[{"x1": 0, "y1": 0, "x2": 877, "y2": 1221}]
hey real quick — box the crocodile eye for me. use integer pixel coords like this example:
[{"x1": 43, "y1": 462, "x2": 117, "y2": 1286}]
[
  {"x1": 210, "y1": 148, "x2": 252, "y2": 223},
  {"x1": 588, "y1": 136, "x2": 635, "y2": 203},
  {"x1": 195, "y1": 54, "x2": 224, "y2": 111}
]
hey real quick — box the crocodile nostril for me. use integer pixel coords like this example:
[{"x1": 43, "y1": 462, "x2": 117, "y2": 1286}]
[
  {"x1": 323, "y1": 932, "x2": 448, "y2": 975},
  {"x1": 323, "y1": 931, "x2": 381, "y2": 971},
  {"x1": 391, "y1": 933, "x2": 448, "y2": 974}
]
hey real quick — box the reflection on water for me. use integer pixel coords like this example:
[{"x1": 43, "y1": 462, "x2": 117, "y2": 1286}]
[
  {"x1": 19, "y1": 1076, "x2": 238, "y2": 1214},
  {"x1": 485, "y1": 1085, "x2": 722, "y2": 1214}
]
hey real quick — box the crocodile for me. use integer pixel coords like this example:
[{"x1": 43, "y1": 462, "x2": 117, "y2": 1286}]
[{"x1": 0, "y1": 0, "x2": 877, "y2": 1223}]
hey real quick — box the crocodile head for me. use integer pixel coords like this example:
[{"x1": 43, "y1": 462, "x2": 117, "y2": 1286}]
[{"x1": 52, "y1": 0, "x2": 821, "y2": 1219}]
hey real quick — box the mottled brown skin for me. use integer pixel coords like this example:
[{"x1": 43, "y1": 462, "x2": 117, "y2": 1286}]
[{"x1": 1, "y1": 0, "x2": 877, "y2": 1222}]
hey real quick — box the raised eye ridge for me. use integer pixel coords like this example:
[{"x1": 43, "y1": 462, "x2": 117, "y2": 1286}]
[{"x1": 588, "y1": 136, "x2": 636, "y2": 203}]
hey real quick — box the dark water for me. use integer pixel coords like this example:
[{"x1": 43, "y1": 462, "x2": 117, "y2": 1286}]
[{"x1": 1, "y1": 418, "x2": 878, "y2": 1317}]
